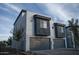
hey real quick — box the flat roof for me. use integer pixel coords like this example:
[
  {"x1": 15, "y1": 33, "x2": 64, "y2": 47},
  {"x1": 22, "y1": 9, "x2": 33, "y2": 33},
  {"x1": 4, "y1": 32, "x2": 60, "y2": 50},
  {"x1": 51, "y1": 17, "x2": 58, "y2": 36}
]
[
  {"x1": 54, "y1": 23, "x2": 65, "y2": 27},
  {"x1": 14, "y1": 9, "x2": 51, "y2": 25}
]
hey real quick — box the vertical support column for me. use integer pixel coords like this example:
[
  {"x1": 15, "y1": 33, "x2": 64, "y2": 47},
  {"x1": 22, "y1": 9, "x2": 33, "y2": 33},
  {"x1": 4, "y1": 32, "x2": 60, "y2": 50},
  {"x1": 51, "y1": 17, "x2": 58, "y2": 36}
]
[
  {"x1": 25, "y1": 35, "x2": 30, "y2": 51},
  {"x1": 50, "y1": 38, "x2": 54, "y2": 49},
  {"x1": 72, "y1": 32, "x2": 75, "y2": 48},
  {"x1": 50, "y1": 20, "x2": 54, "y2": 49},
  {"x1": 64, "y1": 37, "x2": 67, "y2": 48},
  {"x1": 64, "y1": 29, "x2": 67, "y2": 48},
  {"x1": 63, "y1": 27, "x2": 67, "y2": 48}
]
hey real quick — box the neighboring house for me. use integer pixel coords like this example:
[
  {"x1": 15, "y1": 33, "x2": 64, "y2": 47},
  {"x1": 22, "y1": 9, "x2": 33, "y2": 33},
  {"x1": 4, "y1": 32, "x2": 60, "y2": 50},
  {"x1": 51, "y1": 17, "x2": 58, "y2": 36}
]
[
  {"x1": 12, "y1": 9, "x2": 68, "y2": 51},
  {"x1": 66, "y1": 26, "x2": 79, "y2": 48},
  {"x1": 65, "y1": 26, "x2": 74, "y2": 48}
]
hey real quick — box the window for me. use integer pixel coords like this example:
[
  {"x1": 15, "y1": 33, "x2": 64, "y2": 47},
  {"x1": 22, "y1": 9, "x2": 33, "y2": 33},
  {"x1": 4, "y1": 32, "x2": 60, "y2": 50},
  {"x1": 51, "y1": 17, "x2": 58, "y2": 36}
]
[
  {"x1": 58, "y1": 26, "x2": 64, "y2": 33},
  {"x1": 34, "y1": 14, "x2": 50, "y2": 36},
  {"x1": 57, "y1": 26, "x2": 65, "y2": 38},
  {"x1": 57, "y1": 26, "x2": 64, "y2": 36},
  {"x1": 54, "y1": 23, "x2": 65, "y2": 38},
  {"x1": 40, "y1": 19, "x2": 47, "y2": 28}
]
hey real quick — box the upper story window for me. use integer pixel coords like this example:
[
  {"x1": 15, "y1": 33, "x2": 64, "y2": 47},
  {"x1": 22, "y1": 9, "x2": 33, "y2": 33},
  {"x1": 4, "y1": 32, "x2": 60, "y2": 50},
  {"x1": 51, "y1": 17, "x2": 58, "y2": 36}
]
[
  {"x1": 40, "y1": 19, "x2": 47, "y2": 28},
  {"x1": 34, "y1": 14, "x2": 51, "y2": 36},
  {"x1": 54, "y1": 23, "x2": 65, "y2": 38},
  {"x1": 58, "y1": 26, "x2": 64, "y2": 33}
]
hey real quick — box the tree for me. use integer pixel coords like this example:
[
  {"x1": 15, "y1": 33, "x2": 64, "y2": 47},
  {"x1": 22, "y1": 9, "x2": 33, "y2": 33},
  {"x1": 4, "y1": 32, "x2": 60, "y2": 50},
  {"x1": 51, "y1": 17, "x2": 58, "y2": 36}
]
[
  {"x1": 7, "y1": 36, "x2": 12, "y2": 46},
  {"x1": 0, "y1": 41, "x2": 7, "y2": 48},
  {"x1": 68, "y1": 18, "x2": 79, "y2": 47},
  {"x1": 13, "y1": 30, "x2": 22, "y2": 41}
]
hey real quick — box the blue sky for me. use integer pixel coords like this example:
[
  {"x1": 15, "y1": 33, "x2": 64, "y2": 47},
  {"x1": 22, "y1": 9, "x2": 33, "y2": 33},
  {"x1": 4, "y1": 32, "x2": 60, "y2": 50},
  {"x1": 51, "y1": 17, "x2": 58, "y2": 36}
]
[{"x1": 0, "y1": 3, "x2": 79, "y2": 41}]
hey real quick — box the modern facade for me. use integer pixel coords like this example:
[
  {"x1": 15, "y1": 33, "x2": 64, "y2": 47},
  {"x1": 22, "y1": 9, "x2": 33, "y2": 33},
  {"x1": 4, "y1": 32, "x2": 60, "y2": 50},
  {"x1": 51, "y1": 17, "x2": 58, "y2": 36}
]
[{"x1": 12, "y1": 10, "x2": 70, "y2": 51}]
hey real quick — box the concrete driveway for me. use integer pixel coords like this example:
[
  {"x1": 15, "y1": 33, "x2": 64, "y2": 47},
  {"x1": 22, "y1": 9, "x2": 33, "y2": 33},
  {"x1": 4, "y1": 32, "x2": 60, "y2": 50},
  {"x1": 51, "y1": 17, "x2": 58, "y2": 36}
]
[{"x1": 31, "y1": 48, "x2": 79, "y2": 55}]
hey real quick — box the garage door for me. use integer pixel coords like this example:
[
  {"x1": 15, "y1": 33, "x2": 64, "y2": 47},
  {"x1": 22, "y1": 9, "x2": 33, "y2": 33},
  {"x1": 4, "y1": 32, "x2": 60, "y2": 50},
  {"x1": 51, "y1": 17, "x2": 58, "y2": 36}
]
[
  {"x1": 53, "y1": 39, "x2": 65, "y2": 48},
  {"x1": 30, "y1": 37, "x2": 51, "y2": 51}
]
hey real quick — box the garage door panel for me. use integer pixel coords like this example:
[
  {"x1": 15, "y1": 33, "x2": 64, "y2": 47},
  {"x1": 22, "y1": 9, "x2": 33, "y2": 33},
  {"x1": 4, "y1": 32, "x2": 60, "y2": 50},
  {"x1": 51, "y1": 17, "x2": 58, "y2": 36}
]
[
  {"x1": 53, "y1": 39, "x2": 65, "y2": 48},
  {"x1": 30, "y1": 38, "x2": 40, "y2": 50},
  {"x1": 30, "y1": 37, "x2": 50, "y2": 51},
  {"x1": 39, "y1": 39, "x2": 50, "y2": 50}
]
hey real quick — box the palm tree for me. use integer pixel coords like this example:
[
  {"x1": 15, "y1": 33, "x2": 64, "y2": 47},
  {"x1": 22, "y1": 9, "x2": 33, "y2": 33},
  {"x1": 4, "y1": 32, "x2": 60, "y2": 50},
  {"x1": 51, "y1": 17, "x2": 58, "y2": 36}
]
[{"x1": 68, "y1": 18, "x2": 79, "y2": 48}]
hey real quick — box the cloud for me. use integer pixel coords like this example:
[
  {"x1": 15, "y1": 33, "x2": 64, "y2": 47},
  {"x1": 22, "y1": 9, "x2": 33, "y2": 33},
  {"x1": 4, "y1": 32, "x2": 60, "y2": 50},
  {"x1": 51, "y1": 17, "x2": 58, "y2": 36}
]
[
  {"x1": 4, "y1": 3, "x2": 21, "y2": 13},
  {"x1": 0, "y1": 16, "x2": 13, "y2": 41},
  {"x1": 0, "y1": 3, "x2": 21, "y2": 41},
  {"x1": 0, "y1": 16, "x2": 14, "y2": 29},
  {"x1": 0, "y1": 34, "x2": 9, "y2": 41},
  {"x1": 43, "y1": 3, "x2": 72, "y2": 24},
  {"x1": 0, "y1": 27, "x2": 12, "y2": 41},
  {"x1": 0, "y1": 16, "x2": 12, "y2": 23},
  {"x1": 0, "y1": 6, "x2": 11, "y2": 13},
  {"x1": 0, "y1": 30, "x2": 11, "y2": 41},
  {"x1": 60, "y1": 4, "x2": 79, "y2": 19},
  {"x1": 0, "y1": 5, "x2": 17, "y2": 16}
]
